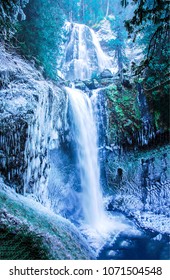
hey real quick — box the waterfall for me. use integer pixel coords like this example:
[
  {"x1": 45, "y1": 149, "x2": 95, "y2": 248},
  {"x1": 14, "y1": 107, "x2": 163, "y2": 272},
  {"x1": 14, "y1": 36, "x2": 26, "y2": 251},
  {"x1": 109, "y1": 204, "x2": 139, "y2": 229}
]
[
  {"x1": 61, "y1": 23, "x2": 112, "y2": 80},
  {"x1": 66, "y1": 87, "x2": 106, "y2": 229}
]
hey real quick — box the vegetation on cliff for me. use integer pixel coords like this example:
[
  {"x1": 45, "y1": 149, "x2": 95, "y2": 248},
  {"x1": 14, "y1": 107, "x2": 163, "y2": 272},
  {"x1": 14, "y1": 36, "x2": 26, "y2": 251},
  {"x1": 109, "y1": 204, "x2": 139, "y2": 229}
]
[
  {"x1": 16, "y1": 0, "x2": 65, "y2": 80},
  {"x1": 0, "y1": 0, "x2": 29, "y2": 40},
  {"x1": 107, "y1": 82, "x2": 142, "y2": 146}
]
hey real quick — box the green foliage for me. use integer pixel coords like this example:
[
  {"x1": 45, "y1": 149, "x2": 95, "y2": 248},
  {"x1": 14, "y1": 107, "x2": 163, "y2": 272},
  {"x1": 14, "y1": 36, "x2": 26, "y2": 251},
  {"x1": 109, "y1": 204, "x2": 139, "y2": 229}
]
[
  {"x1": 134, "y1": 22, "x2": 170, "y2": 132},
  {"x1": 0, "y1": 187, "x2": 94, "y2": 260},
  {"x1": 0, "y1": 225, "x2": 50, "y2": 260},
  {"x1": 121, "y1": 0, "x2": 169, "y2": 133},
  {"x1": 122, "y1": 0, "x2": 169, "y2": 75},
  {"x1": 107, "y1": 83, "x2": 141, "y2": 145},
  {"x1": 16, "y1": 0, "x2": 65, "y2": 80},
  {"x1": 0, "y1": 0, "x2": 29, "y2": 40},
  {"x1": 108, "y1": 14, "x2": 128, "y2": 74},
  {"x1": 146, "y1": 87, "x2": 169, "y2": 131}
]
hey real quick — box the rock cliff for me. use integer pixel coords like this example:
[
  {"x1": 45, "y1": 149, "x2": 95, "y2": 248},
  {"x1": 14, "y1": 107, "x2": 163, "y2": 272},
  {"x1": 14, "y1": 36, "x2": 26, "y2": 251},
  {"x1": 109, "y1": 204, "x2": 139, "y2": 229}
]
[{"x1": 0, "y1": 45, "x2": 67, "y2": 198}]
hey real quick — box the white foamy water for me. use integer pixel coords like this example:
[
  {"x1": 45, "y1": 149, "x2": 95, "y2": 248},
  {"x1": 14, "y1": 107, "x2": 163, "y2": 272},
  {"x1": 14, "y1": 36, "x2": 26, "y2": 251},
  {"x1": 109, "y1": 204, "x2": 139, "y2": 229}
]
[
  {"x1": 66, "y1": 87, "x2": 108, "y2": 229},
  {"x1": 80, "y1": 212, "x2": 141, "y2": 256},
  {"x1": 62, "y1": 23, "x2": 112, "y2": 80},
  {"x1": 66, "y1": 86, "x2": 136, "y2": 246}
]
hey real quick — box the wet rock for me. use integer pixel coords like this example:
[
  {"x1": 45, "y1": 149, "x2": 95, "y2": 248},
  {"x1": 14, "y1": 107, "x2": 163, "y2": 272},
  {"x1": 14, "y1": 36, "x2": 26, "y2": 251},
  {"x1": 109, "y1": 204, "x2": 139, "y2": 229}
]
[
  {"x1": 84, "y1": 79, "x2": 99, "y2": 90},
  {"x1": 100, "y1": 69, "x2": 113, "y2": 79},
  {"x1": 74, "y1": 81, "x2": 87, "y2": 91},
  {"x1": 100, "y1": 78, "x2": 114, "y2": 86},
  {"x1": 106, "y1": 144, "x2": 170, "y2": 219},
  {"x1": 122, "y1": 79, "x2": 132, "y2": 89},
  {"x1": 93, "y1": 79, "x2": 99, "y2": 88},
  {"x1": 107, "y1": 202, "x2": 113, "y2": 211}
]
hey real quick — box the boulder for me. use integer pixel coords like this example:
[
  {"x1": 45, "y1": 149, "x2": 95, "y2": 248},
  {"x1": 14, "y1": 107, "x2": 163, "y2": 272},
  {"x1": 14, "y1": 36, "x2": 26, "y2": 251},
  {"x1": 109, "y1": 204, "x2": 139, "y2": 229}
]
[
  {"x1": 100, "y1": 78, "x2": 114, "y2": 86},
  {"x1": 74, "y1": 81, "x2": 87, "y2": 91},
  {"x1": 122, "y1": 79, "x2": 132, "y2": 89},
  {"x1": 100, "y1": 69, "x2": 113, "y2": 79},
  {"x1": 0, "y1": 182, "x2": 95, "y2": 260},
  {"x1": 84, "y1": 79, "x2": 99, "y2": 90}
]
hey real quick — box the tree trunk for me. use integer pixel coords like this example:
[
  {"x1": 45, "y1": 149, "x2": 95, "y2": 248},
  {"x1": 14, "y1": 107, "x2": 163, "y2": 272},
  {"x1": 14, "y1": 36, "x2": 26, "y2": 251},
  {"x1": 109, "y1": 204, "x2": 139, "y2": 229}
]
[
  {"x1": 106, "y1": 0, "x2": 110, "y2": 17},
  {"x1": 80, "y1": 0, "x2": 85, "y2": 21},
  {"x1": 117, "y1": 47, "x2": 123, "y2": 81}
]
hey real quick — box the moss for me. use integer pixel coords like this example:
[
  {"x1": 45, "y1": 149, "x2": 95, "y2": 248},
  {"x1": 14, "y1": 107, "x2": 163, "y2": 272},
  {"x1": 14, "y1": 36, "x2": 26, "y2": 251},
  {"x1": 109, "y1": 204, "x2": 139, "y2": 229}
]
[
  {"x1": 145, "y1": 87, "x2": 170, "y2": 132},
  {"x1": 106, "y1": 83, "x2": 142, "y2": 145},
  {"x1": 0, "y1": 185, "x2": 95, "y2": 260},
  {"x1": 0, "y1": 225, "x2": 50, "y2": 260}
]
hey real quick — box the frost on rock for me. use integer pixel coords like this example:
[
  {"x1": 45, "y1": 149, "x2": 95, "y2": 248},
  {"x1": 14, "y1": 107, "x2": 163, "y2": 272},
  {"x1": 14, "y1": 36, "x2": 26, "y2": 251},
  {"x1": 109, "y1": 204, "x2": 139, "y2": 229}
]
[
  {"x1": 0, "y1": 45, "x2": 66, "y2": 204},
  {"x1": 0, "y1": 180, "x2": 95, "y2": 260},
  {"x1": 0, "y1": 0, "x2": 29, "y2": 39},
  {"x1": 107, "y1": 144, "x2": 170, "y2": 235}
]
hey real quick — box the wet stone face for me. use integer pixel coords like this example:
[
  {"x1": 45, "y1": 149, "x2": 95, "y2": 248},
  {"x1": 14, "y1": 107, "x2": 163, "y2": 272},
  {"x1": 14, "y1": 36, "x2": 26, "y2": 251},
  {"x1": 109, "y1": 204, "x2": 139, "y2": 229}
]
[{"x1": 0, "y1": 118, "x2": 28, "y2": 193}]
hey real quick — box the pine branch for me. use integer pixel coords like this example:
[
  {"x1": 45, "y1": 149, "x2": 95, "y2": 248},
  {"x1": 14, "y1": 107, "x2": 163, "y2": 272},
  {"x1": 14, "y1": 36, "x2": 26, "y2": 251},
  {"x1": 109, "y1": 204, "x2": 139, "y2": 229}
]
[{"x1": 144, "y1": 79, "x2": 170, "y2": 92}]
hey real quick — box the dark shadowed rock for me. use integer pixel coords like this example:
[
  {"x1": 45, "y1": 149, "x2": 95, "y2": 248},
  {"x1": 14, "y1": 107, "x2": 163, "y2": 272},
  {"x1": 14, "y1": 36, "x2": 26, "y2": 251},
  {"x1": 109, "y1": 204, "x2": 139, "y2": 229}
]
[
  {"x1": 100, "y1": 78, "x2": 114, "y2": 86},
  {"x1": 74, "y1": 81, "x2": 87, "y2": 91},
  {"x1": 84, "y1": 79, "x2": 99, "y2": 90},
  {"x1": 122, "y1": 79, "x2": 132, "y2": 89}
]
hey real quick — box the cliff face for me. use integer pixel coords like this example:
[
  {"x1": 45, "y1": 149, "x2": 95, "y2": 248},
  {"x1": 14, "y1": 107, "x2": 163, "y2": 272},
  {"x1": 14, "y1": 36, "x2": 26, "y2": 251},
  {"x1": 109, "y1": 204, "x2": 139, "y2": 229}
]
[{"x1": 0, "y1": 45, "x2": 66, "y2": 198}]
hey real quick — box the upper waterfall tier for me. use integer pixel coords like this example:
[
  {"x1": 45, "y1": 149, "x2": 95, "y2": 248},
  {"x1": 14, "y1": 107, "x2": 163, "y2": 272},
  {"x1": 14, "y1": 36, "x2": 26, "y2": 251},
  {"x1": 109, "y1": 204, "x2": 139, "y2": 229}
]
[{"x1": 60, "y1": 22, "x2": 113, "y2": 81}]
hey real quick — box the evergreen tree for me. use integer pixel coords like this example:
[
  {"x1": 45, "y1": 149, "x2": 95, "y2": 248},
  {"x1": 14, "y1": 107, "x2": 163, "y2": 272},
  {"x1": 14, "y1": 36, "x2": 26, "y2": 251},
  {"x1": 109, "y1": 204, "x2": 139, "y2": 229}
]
[
  {"x1": 0, "y1": 0, "x2": 29, "y2": 40},
  {"x1": 121, "y1": 0, "x2": 169, "y2": 74},
  {"x1": 16, "y1": 0, "x2": 65, "y2": 80},
  {"x1": 79, "y1": 0, "x2": 107, "y2": 25},
  {"x1": 108, "y1": 12, "x2": 128, "y2": 80},
  {"x1": 62, "y1": 0, "x2": 80, "y2": 22},
  {"x1": 121, "y1": 0, "x2": 169, "y2": 132}
]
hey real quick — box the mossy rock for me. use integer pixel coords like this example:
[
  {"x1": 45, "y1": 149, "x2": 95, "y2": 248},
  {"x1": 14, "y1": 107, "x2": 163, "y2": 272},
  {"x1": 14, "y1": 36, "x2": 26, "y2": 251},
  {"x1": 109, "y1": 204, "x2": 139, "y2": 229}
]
[
  {"x1": 0, "y1": 183, "x2": 95, "y2": 260},
  {"x1": 106, "y1": 83, "x2": 142, "y2": 145}
]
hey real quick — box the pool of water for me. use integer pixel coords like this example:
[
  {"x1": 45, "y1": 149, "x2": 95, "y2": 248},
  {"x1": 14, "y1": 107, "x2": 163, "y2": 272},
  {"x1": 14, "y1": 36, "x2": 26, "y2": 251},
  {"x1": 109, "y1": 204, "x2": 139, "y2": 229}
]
[{"x1": 98, "y1": 217, "x2": 170, "y2": 260}]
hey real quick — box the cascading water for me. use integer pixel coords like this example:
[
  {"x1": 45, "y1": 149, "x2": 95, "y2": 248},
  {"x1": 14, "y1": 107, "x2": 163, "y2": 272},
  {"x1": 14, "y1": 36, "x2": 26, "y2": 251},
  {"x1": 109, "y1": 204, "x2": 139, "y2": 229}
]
[
  {"x1": 62, "y1": 24, "x2": 130, "y2": 238},
  {"x1": 65, "y1": 87, "x2": 133, "y2": 251},
  {"x1": 61, "y1": 23, "x2": 112, "y2": 80},
  {"x1": 65, "y1": 87, "x2": 106, "y2": 230}
]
